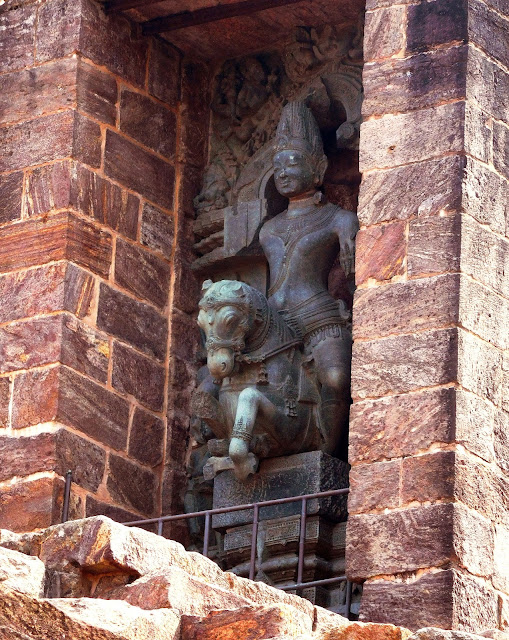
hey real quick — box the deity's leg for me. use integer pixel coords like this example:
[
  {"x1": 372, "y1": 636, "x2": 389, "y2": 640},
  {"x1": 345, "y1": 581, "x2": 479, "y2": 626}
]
[{"x1": 312, "y1": 335, "x2": 352, "y2": 461}]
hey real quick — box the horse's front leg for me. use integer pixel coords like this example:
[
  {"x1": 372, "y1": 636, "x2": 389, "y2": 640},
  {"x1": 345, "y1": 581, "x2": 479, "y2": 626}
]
[{"x1": 229, "y1": 388, "x2": 277, "y2": 480}]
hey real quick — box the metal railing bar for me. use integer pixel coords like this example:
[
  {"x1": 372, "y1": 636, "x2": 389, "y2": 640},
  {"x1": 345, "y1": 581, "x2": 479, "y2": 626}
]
[
  {"x1": 157, "y1": 519, "x2": 164, "y2": 536},
  {"x1": 279, "y1": 575, "x2": 347, "y2": 590},
  {"x1": 123, "y1": 487, "x2": 349, "y2": 526},
  {"x1": 249, "y1": 503, "x2": 259, "y2": 581},
  {"x1": 345, "y1": 579, "x2": 353, "y2": 620}
]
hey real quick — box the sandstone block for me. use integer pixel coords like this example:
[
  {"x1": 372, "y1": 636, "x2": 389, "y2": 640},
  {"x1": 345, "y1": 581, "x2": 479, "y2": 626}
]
[
  {"x1": 401, "y1": 451, "x2": 455, "y2": 505},
  {"x1": 493, "y1": 120, "x2": 509, "y2": 181},
  {"x1": 360, "y1": 103, "x2": 465, "y2": 171},
  {"x1": 72, "y1": 112, "x2": 102, "y2": 168},
  {"x1": 358, "y1": 156, "x2": 464, "y2": 226},
  {"x1": 85, "y1": 497, "x2": 140, "y2": 525},
  {"x1": 0, "y1": 315, "x2": 61, "y2": 374},
  {"x1": 465, "y1": 103, "x2": 492, "y2": 164},
  {"x1": 469, "y1": 0, "x2": 509, "y2": 70},
  {"x1": 119, "y1": 90, "x2": 177, "y2": 160},
  {"x1": 165, "y1": 415, "x2": 190, "y2": 466},
  {"x1": 463, "y1": 157, "x2": 508, "y2": 236},
  {"x1": 148, "y1": 39, "x2": 181, "y2": 107},
  {"x1": 0, "y1": 547, "x2": 45, "y2": 598},
  {"x1": 452, "y1": 571, "x2": 499, "y2": 632},
  {"x1": 178, "y1": 62, "x2": 211, "y2": 169},
  {"x1": 107, "y1": 566, "x2": 251, "y2": 615},
  {"x1": 0, "y1": 476, "x2": 63, "y2": 532},
  {"x1": 494, "y1": 410, "x2": 509, "y2": 474},
  {"x1": 0, "y1": 585, "x2": 180, "y2": 640},
  {"x1": 11, "y1": 367, "x2": 59, "y2": 430},
  {"x1": 180, "y1": 603, "x2": 313, "y2": 640},
  {"x1": 80, "y1": 0, "x2": 148, "y2": 88},
  {"x1": 0, "y1": 432, "x2": 56, "y2": 484},
  {"x1": 67, "y1": 213, "x2": 112, "y2": 278},
  {"x1": 169, "y1": 311, "x2": 200, "y2": 361},
  {"x1": 172, "y1": 254, "x2": 201, "y2": 314},
  {"x1": 363, "y1": 46, "x2": 467, "y2": 118},
  {"x1": 0, "y1": 262, "x2": 66, "y2": 325},
  {"x1": 0, "y1": 172, "x2": 23, "y2": 224},
  {"x1": 112, "y1": 342, "x2": 165, "y2": 412},
  {"x1": 107, "y1": 455, "x2": 157, "y2": 516},
  {"x1": 355, "y1": 222, "x2": 405, "y2": 284},
  {"x1": 0, "y1": 58, "x2": 76, "y2": 127},
  {"x1": 62, "y1": 314, "x2": 109, "y2": 383},
  {"x1": 351, "y1": 329, "x2": 458, "y2": 400},
  {"x1": 408, "y1": 214, "x2": 461, "y2": 276},
  {"x1": 104, "y1": 130, "x2": 175, "y2": 210},
  {"x1": 160, "y1": 468, "x2": 188, "y2": 533},
  {"x1": 456, "y1": 389, "x2": 496, "y2": 463},
  {"x1": 58, "y1": 366, "x2": 129, "y2": 450},
  {"x1": 114, "y1": 239, "x2": 171, "y2": 309},
  {"x1": 460, "y1": 216, "x2": 509, "y2": 298},
  {"x1": 349, "y1": 460, "x2": 400, "y2": 514},
  {"x1": 346, "y1": 503, "x2": 456, "y2": 580},
  {"x1": 467, "y1": 47, "x2": 509, "y2": 125},
  {"x1": 0, "y1": 4, "x2": 35, "y2": 73},
  {"x1": 450, "y1": 501, "x2": 494, "y2": 578},
  {"x1": 26, "y1": 161, "x2": 73, "y2": 218},
  {"x1": 458, "y1": 330, "x2": 502, "y2": 404},
  {"x1": 406, "y1": 0, "x2": 467, "y2": 53},
  {"x1": 71, "y1": 164, "x2": 140, "y2": 240},
  {"x1": 364, "y1": 7, "x2": 405, "y2": 61},
  {"x1": 97, "y1": 284, "x2": 168, "y2": 361},
  {"x1": 353, "y1": 274, "x2": 459, "y2": 340},
  {"x1": 359, "y1": 570, "x2": 456, "y2": 630},
  {"x1": 0, "y1": 378, "x2": 8, "y2": 429},
  {"x1": 140, "y1": 203, "x2": 175, "y2": 257},
  {"x1": 0, "y1": 111, "x2": 74, "y2": 172},
  {"x1": 35, "y1": 0, "x2": 81, "y2": 62},
  {"x1": 77, "y1": 59, "x2": 117, "y2": 126},
  {"x1": 64, "y1": 263, "x2": 96, "y2": 319},
  {"x1": 54, "y1": 429, "x2": 106, "y2": 493},
  {"x1": 129, "y1": 408, "x2": 164, "y2": 468}
]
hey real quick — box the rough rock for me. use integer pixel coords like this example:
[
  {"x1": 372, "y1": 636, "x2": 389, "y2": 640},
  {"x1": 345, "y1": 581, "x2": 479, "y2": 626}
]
[
  {"x1": 180, "y1": 603, "x2": 313, "y2": 640},
  {"x1": 0, "y1": 585, "x2": 179, "y2": 640},
  {"x1": 0, "y1": 547, "x2": 45, "y2": 597}
]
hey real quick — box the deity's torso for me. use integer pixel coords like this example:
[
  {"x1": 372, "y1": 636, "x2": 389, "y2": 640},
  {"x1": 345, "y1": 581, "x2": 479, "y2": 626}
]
[{"x1": 259, "y1": 202, "x2": 357, "y2": 330}]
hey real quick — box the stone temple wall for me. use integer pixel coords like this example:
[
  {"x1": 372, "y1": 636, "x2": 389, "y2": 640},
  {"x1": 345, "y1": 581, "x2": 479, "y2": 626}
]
[
  {"x1": 0, "y1": 0, "x2": 508, "y2": 634},
  {"x1": 0, "y1": 0, "x2": 207, "y2": 531},
  {"x1": 347, "y1": 0, "x2": 509, "y2": 631}
]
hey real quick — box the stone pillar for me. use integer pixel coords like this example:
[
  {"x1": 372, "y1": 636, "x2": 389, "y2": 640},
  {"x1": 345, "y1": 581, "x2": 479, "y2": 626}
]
[
  {"x1": 0, "y1": 0, "x2": 206, "y2": 531},
  {"x1": 347, "y1": 0, "x2": 509, "y2": 632}
]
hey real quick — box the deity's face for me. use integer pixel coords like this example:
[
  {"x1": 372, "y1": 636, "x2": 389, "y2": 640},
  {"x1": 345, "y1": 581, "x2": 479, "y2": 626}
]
[{"x1": 273, "y1": 150, "x2": 318, "y2": 199}]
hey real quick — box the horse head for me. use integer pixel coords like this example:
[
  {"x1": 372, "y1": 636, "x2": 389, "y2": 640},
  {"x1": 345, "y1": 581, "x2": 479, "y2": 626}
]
[{"x1": 198, "y1": 280, "x2": 267, "y2": 382}]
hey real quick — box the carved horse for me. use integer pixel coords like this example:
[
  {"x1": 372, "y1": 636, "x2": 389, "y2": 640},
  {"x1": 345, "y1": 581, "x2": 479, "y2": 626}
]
[{"x1": 192, "y1": 279, "x2": 325, "y2": 481}]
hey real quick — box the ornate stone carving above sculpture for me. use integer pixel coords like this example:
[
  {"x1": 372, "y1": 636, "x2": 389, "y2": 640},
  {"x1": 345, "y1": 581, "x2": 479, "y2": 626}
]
[
  {"x1": 191, "y1": 102, "x2": 359, "y2": 482},
  {"x1": 192, "y1": 22, "x2": 363, "y2": 271}
]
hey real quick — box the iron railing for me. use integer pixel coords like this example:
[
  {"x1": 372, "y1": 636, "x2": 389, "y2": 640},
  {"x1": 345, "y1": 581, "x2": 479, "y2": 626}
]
[{"x1": 61, "y1": 473, "x2": 353, "y2": 617}]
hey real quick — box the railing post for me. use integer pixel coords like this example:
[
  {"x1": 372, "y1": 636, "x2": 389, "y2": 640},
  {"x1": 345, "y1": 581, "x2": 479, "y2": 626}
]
[
  {"x1": 345, "y1": 579, "x2": 353, "y2": 620},
  {"x1": 249, "y1": 503, "x2": 259, "y2": 581},
  {"x1": 203, "y1": 511, "x2": 211, "y2": 557},
  {"x1": 297, "y1": 496, "x2": 307, "y2": 587},
  {"x1": 157, "y1": 519, "x2": 164, "y2": 536}
]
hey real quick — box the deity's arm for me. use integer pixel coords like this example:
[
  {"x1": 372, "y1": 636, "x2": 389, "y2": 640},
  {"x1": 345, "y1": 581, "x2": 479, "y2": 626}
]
[{"x1": 334, "y1": 208, "x2": 359, "y2": 277}]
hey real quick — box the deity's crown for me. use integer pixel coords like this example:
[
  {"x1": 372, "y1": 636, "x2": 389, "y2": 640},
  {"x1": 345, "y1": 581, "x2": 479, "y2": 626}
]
[{"x1": 274, "y1": 101, "x2": 325, "y2": 163}]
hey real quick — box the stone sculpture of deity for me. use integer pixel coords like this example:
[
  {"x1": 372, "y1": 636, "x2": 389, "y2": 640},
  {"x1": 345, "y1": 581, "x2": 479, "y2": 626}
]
[
  {"x1": 259, "y1": 101, "x2": 359, "y2": 460},
  {"x1": 192, "y1": 101, "x2": 358, "y2": 481}
]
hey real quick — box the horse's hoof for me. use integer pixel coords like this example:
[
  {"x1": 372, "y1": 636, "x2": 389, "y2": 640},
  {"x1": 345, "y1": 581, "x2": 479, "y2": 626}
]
[{"x1": 233, "y1": 453, "x2": 259, "y2": 481}]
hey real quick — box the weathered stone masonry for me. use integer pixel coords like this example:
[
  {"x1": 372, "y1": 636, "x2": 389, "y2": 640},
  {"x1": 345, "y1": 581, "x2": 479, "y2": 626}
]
[
  {"x1": 347, "y1": 0, "x2": 509, "y2": 631},
  {"x1": 0, "y1": 0, "x2": 208, "y2": 531}
]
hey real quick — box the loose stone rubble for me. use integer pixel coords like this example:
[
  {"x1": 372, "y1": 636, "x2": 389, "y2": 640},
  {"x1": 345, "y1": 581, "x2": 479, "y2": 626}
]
[{"x1": 0, "y1": 516, "x2": 506, "y2": 640}]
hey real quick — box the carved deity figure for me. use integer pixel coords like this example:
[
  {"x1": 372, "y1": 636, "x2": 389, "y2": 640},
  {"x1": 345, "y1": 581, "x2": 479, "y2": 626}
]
[{"x1": 259, "y1": 101, "x2": 359, "y2": 459}]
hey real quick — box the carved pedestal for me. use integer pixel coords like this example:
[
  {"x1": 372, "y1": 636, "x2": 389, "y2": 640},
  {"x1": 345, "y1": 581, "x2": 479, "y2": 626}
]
[{"x1": 212, "y1": 452, "x2": 358, "y2": 613}]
